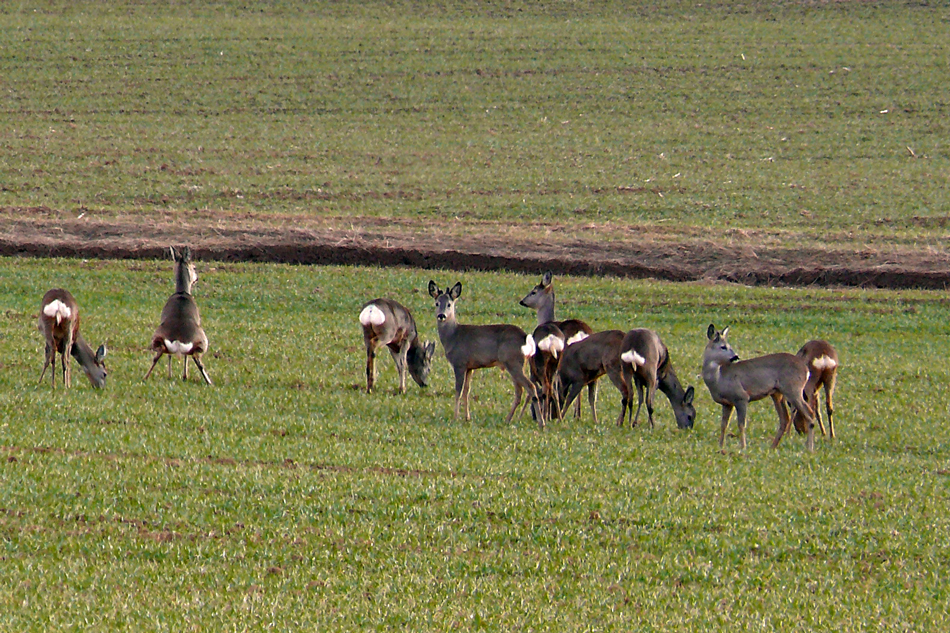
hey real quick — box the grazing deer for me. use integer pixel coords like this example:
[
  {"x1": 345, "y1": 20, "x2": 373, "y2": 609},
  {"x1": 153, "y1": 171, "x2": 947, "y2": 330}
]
[
  {"x1": 359, "y1": 298, "x2": 436, "y2": 394},
  {"x1": 555, "y1": 330, "x2": 628, "y2": 426},
  {"x1": 144, "y1": 246, "x2": 212, "y2": 385},
  {"x1": 528, "y1": 322, "x2": 567, "y2": 422},
  {"x1": 702, "y1": 324, "x2": 816, "y2": 452},
  {"x1": 619, "y1": 328, "x2": 695, "y2": 429},
  {"x1": 38, "y1": 289, "x2": 107, "y2": 389},
  {"x1": 791, "y1": 340, "x2": 838, "y2": 439},
  {"x1": 428, "y1": 280, "x2": 542, "y2": 427},
  {"x1": 520, "y1": 271, "x2": 594, "y2": 418}
]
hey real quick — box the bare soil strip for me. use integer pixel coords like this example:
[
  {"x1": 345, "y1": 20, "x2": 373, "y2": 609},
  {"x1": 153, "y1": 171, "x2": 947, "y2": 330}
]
[{"x1": 3, "y1": 208, "x2": 949, "y2": 290}]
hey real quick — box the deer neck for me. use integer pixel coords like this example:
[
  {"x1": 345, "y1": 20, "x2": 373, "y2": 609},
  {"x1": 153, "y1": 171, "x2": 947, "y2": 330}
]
[
  {"x1": 70, "y1": 333, "x2": 97, "y2": 368},
  {"x1": 658, "y1": 363, "x2": 686, "y2": 402},
  {"x1": 536, "y1": 294, "x2": 556, "y2": 326},
  {"x1": 174, "y1": 266, "x2": 193, "y2": 295}
]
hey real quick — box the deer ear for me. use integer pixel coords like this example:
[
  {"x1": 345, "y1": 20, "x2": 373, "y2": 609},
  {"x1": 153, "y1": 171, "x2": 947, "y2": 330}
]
[
  {"x1": 96, "y1": 344, "x2": 107, "y2": 362},
  {"x1": 684, "y1": 386, "x2": 694, "y2": 405},
  {"x1": 427, "y1": 280, "x2": 439, "y2": 298},
  {"x1": 425, "y1": 341, "x2": 436, "y2": 358},
  {"x1": 542, "y1": 271, "x2": 553, "y2": 287},
  {"x1": 450, "y1": 282, "x2": 462, "y2": 299},
  {"x1": 721, "y1": 327, "x2": 729, "y2": 339},
  {"x1": 706, "y1": 324, "x2": 716, "y2": 340}
]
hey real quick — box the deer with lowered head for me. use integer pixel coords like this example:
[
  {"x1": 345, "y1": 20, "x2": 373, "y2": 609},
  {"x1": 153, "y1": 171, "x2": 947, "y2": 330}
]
[
  {"x1": 38, "y1": 289, "x2": 107, "y2": 389},
  {"x1": 428, "y1": 280, "x2": 542, "y2": 427},
  {"x1": 791, "y1": 339, "x2": 838, "y2": 439},
  {"x1": 359, "y1": 298, "x2": 436, "y2": 394},
  {"x1": 702, "y1": 324, "x2": 816, "y2": 452},
  {"x1": 520, "y1": 271, "x2": 594, "y2": 418},
  {"x1": 144, "y1": 246, "x2": 212, "y2": 385},
  {"x1": 619, "y1": 328, "x2": 695, "y2": 429}
]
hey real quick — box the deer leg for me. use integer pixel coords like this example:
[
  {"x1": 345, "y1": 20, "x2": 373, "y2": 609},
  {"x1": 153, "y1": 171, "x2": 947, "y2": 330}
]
[
  {"x1": 193, "y1": 355, "x2": 213, "y2": 386},
  {"x1": 62, "y1": 329, "x2": 74, "y2": 389},
  {"x1": 808, "y1": 387, "x2": 827, "y2": 436},
  {"x1": 825, "y1": 376, "x2": 836, "y2": 440},
  {"x1": 508, "y1": 366, "x2": 540, "y2": 428},
  {"x1": 391, "y1": 343, "x2": 409, "y2": 394},
  {"x1": 631, "y1": 379, "x2": 646, "y2": 427},
  {"x1": 365, "y1": 343, "x2": 377, "y2": 393},
  {"x1": 734, "y1": 401, "x2": 749, "y2": 450},
  {"x1": 560, "y1": 379, "x2": 585, "y2": 422},
  {"x1": 182, "y1": 355, "x2": 189, "y2": 381},
  {"x1": 588, "y1": 380, "x2": 599, "y2": 426},
  {"x1": 144, "y1": 351, "x2": 165, "y2": 380},
  {"x1": 770, "y1": 393, "x2": 793, "y2": 449},
  {"x1": 719, "y1": 404, "x2": 734, "y2": 451},
  {"x1": 39, "y1": 343, "x2": 55, "y2": 385}
]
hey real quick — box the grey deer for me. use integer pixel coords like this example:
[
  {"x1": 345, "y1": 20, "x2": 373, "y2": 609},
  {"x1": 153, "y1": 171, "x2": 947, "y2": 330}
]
[
  {"x1": 144, "y1": 246, "x2": 212, "y2": 385},
  {"x1": 619, "y1": 328, "x2": 695, "y2": 429},
  {"x1": 702, "y1": 324, "x2": 816, "y2": 452},
  {"x1": 428, "y1": 281, "x2": 542, "y2": 427},
  {"x1": 38, "y1": 288, "x2": 107, "y2": 389},
  {"x1": 520, "y1": 271, "x2": 594, "y2": 418},
  {"x1": 359, "y1": 298, "x2": 436, "y2": 394},
  {"x1": 790, "y1": 339, "x2": 838, "y2": 439}
]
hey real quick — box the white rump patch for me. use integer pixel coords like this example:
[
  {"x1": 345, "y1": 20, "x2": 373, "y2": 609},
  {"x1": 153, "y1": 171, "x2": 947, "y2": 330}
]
[
  {"x1": 565, "y1": 331, "x2": 589, "y2": 346},
  {"x1": 359, "y1": 304, "x2": 386, "y2": 327},
  {"x1": 521, "y1": 334, "x2": 537, "y2": 358},
  {"x1": 42, "y1": 300, "x2": 72, "y2": 324},
  {"x1": 811, "y1": 355, "x2": 837, "y2": 371},
  {"x1": 621, "y1": 350, "x2": 647, "y2": 366},
  {"x1": 164, "y1": 339, "x2": 194, "y2": 355},
  {"x1": 537, "y1": 334, "x2": 565, "y2": 358}
]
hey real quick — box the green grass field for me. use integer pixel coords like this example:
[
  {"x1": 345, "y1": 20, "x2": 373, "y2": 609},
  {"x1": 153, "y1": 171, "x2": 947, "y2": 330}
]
[
  {"x1": 2, "y1": 259, "x2": 949, "y2": 630},
  {"x1": 2, "y1": 1, "x2": 950, "y2": 630}
]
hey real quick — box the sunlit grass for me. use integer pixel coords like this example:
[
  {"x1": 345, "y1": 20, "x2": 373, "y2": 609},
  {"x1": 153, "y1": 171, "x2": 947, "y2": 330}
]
[{"x1": 1, "y1": 256, "x2": 948, "y2": 630}]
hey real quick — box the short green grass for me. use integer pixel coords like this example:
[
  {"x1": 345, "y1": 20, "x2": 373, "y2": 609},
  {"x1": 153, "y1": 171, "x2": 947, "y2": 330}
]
[
  {"x1": 1, "y1": 257, "x2": 948, "y2": 630},
  {"x1": 1, "y1": 0, "x2": 948, "y2": 248}
]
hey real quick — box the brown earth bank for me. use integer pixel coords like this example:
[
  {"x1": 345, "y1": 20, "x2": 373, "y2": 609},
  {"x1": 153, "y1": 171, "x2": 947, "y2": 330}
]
[{"x1": 2, "y1": 207, "x2": 950, "y2": 290}]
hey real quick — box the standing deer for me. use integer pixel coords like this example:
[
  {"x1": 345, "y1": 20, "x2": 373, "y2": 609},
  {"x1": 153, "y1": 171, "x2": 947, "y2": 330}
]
[
  {"x1": 359, "y1": 298, "x2": 436, "y2": 394},
  {"x1": 428, "y1": 281, "x2": 542, "y2": 427},
  {"x1": 791, "y1": 340, "x2": 838, "y2": 439},
  {"x1": 555, "y1": 330, "x2": 628, "y2": 426},
  {"x1": 144, "y1": 246, "x2": 212, "y2": 385},
  {"x1": 528, "y1": 322, "x2": 567, "y2": 422},
  {"x1": 619, "y1": 328, "x2": 695, "y2": 429},
  {"x1": 702, "y1": 324, "x2": 816, "y2": 452},
  {"x1": 520, "y1": 271, "x2": 594, "y2": 418},
  {"x1": 38, "y1": 289, "x2": 107, "y2": 389}
]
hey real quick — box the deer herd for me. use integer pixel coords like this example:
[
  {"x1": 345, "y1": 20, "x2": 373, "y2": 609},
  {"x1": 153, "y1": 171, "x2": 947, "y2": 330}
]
[{"x1": 38, "y1": 251, "x2": 838, "y2": 453}]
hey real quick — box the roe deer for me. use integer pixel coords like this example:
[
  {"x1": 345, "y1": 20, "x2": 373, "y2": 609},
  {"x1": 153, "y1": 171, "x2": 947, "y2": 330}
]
[
  {"x1": 528, "y1": 322, "x2": 567, "y2": 422},
  {"x1": 144, "y1": 246, "x2": 212, "y2": 385},
  {"x1": 791, "y1": 340, "x2": 838, "y2": 439},
  {"x1": 520, "y1": 271, "x2": 594, "y2": 418},
  {"x1": 428, "y1": 280, "x2": 542, "y2": 427},
  {"x1": 359, "y1": 298, "x2": 436, "y2": 394},
  {"x1": 702, "y1": 324, "x2": 815, "y2": 452},
  {"x1": 38, "y1": 289, "x2": 107, "y2": 389},
  {"x1": 555, "y1": 330, "x2": 628, "y2": 426},
  {"x1": 619, "y1": 328, "x2": 695, "y2": 429}
]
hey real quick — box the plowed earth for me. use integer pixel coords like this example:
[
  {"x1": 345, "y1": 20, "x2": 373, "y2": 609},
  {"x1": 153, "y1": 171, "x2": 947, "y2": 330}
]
[{"x1": 3, "y1": 207, "x2": 949, "y2": 290}]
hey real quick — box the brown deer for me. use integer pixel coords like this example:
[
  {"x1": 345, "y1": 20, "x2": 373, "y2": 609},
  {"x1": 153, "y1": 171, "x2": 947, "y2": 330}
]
[
  {"x1": 555, "y1": 330, "x2": 628, "y2": 426},
  {"x1": 702, "y1": 324, "x2": 816, "y2": 452},
  {"x1": 359, "y1": 298, "x2": 436, "y2": 394},
  {"x1": 38, "y1": 289, "x2": 107, "y2": 389},
  {"x1": 619, "y1": 328, "x2": 695, "y2": 429},
  {"x1": 791, "y1": 340, "x2": 838, "y2": 439},
  {"x1": 144, "y1": 246, "x2": 212, "y2": 385},
  {"x1": 528, "y1": 322, "x2": 567, "y2": 422},
  {"x1": 520, "y1": 271, "x2": 594, "y2": 418},
  {"x1": 428, "y1": 281, "x2": 542, "y2": 427}
]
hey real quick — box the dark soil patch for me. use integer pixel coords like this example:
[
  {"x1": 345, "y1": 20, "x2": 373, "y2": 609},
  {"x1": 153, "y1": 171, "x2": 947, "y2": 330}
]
[{"x1": 2, "y1": 207, "x2": 949, "y2": 290}]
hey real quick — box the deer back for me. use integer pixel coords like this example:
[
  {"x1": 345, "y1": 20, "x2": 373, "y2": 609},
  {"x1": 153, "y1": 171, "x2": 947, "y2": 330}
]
[
  {"x1": 559, "y1": 329, "x2": 625, "y2": 385},
  {"x1": 39, "y1": 288, "x2": 80, "y2": 353},
  {"x1": 360, "y1": 298, "x2": 416, "y2": 349},
  {"x1": 718, "y1": 353, "x2": 809, "y2": 404}
]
